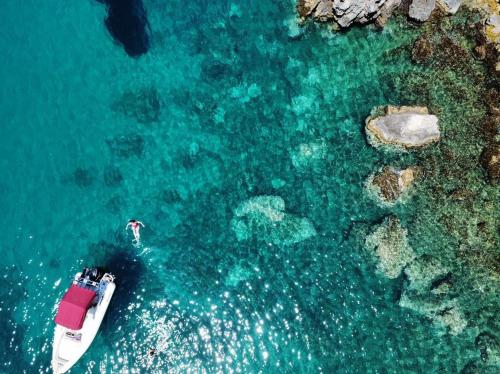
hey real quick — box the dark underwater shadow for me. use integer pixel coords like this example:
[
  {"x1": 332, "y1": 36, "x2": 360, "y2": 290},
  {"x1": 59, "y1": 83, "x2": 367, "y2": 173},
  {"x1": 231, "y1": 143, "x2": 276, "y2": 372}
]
[
  {"x1": 97, "y1": 0, "x2": 151, "y2": 57},
  {"x1": 85, "y1": 241, "x2": 145, "y2": 329},
  {"x1": 106, "y1": 246, "x2": 144, "y2": 317}
]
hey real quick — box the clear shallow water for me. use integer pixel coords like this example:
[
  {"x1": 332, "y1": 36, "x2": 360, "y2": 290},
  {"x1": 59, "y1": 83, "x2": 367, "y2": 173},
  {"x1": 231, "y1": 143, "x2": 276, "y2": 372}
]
[{"x1": 0, "y1": 1, "x2": 487, "y2": 373}]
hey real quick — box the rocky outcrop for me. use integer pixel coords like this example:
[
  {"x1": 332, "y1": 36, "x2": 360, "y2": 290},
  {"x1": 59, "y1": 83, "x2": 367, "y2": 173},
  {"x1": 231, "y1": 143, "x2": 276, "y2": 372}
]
[
  {"x1": 366, "y1": 105, "x2": 440, "y2": 149},
  {"x1": 231, "y1": 195, "x2": 317, "y2": 246},
  {"x1": 297, "y1": 0, "x2": 401, "y2": 28},
  {"x1": 409, "y1": 0, "x2": 436, "y2": 22},
  {"x1": 369, "y1": 166, "x2": 419, "y2": 202},
  {"x1": 399, "y1": 293, "x2": 467, "y2": 335},
  {"x1": 404, "y1": 256, "x2": 450, "y2": 292},
  {"x1": 397, "y1": 255, "x2": 468, "y2": 335},
  {"x1": 365, "y1": 216, "x2": 416, "y2": 278},
  {"x1": 436, "y1": 0, "x2": 462, "y2": 14}
]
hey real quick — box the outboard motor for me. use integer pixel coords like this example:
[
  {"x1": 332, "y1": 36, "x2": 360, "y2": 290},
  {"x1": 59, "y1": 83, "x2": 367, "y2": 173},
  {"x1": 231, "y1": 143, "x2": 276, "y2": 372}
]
[{"x1": 81, "y1": 267, "x2": 104, "y2": 282}]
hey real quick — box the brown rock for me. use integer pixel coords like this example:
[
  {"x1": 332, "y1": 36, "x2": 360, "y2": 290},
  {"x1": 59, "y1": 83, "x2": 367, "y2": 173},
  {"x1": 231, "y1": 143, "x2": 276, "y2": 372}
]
[
  {"x1": 372, "y1": 167, "x2": 400, "y2": 201},
  {"x1": 481, "y1": 144, "x2": 500, "y2": 185},
  {"x1": 297, "y1": 0, "x2": 321, "y2": 18},
  {"x1": 371, "y1": 166, "x2": 419, "y2": 201},
  {"x1": 474, "y1": 44, "x2": 487, "y2": 60}
]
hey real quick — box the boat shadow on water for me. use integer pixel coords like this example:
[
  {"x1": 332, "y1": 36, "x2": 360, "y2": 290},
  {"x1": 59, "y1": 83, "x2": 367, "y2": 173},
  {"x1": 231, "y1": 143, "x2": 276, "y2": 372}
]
[{"x1": 85, "y1": 241, "x2": 145, "y2": 337}]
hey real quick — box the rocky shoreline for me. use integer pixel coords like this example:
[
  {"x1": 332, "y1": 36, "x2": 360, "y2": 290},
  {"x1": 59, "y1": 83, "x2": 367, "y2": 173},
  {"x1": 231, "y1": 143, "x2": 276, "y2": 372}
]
[
  {"x1": 295, "y1": 0, "x2": 500, "y2": 370},
  {"x1": 297, "y1": 0, "x2": 499, "y2": 70}
]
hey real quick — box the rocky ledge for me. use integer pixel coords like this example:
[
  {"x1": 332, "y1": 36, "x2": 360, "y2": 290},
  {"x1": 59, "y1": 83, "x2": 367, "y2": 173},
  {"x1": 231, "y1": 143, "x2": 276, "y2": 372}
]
[
  {"x1": 297, "y1": 0, "x2": 401, "y2": 27},
  {"x1": 296, "y1": 0, "x2": 465, "y2": 27},
  {"x1": 365, "y1": 105, "x2": 440, "y2": 149}
]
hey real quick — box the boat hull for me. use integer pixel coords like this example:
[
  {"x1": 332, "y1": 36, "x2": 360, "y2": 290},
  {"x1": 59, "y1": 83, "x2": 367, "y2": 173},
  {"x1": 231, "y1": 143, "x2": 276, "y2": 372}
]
[{"x1": 52, "y1": 280, "x2": 115, "y2": 373}]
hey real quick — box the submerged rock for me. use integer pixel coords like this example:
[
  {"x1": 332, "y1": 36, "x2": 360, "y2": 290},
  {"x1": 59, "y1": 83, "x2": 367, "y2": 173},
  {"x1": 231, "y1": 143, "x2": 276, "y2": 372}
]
[
  {"x1": 409, "y1": 0, "x2": 436, "y2": 22},
  {"x1": 103, "y1": 166, "x2": 123, "y2": 187},
  {"x1": 225, "y1": 264, "x2": 253, "y2": 287},
  {"x1": 73, "y1": 167, "x2": 94, "y2": 187},
  {"x1": 404, "y1": 256, "x2": 450, "y2": 292},
  {"x1": 365, "y1": 216, "x2": 416, "y2": 279},
  {"x1": 369, "y1": 166, "x2": 419, "y2": 202},
  {"x1": 297, "y1": 0, "x2": 401, "y2": 28},
  {"x1": 290, "y1": 141, "x2": 327, "y2": 169},
  {"x1": 434, "y1": 306, "x2": 467, "y2": 335},
  {"x1": 398, "y1": 255, "x2": 468, "y2": 336},
  {"x1": 399, "y1": 293, "x2": 467, "y2": 335},
  {"x1": 112, "y1": 87, "x2": 161, "y2": 124},
  {"x1": 475, "y1": 332, "x2": 500, "y2": 365},
  {"x1": 106, "y1": 133, "x2": 144, "y2": 158},
  {"x1": 366, "y1": 105, "x2": 440, "y2": 149},
  {"x1": 231, "y1": 195, "x2": 316, "y2": 246}
]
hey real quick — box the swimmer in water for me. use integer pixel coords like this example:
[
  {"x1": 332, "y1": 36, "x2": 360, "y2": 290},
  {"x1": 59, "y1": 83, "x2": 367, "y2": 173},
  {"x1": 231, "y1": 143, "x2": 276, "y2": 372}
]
[{"x1": 125, "y1": 219, "x2": 145, "y2": 244}]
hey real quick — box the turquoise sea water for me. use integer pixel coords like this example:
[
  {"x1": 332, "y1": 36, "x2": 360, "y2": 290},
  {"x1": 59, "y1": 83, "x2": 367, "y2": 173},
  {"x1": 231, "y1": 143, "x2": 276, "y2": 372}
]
[{"x1": 0, "y1": 1, "x2": 493, "y2": 373}]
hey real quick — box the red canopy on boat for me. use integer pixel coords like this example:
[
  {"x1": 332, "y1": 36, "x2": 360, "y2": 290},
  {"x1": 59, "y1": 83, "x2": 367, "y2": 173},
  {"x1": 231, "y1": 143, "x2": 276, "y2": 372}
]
[{"x1": 54, "y1": 285, "x2": 96, "y2": 330}]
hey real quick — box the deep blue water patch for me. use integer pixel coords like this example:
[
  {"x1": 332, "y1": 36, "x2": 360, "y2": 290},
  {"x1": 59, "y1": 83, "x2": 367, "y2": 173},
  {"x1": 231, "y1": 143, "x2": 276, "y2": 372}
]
[{"x1": 97, "y1": 0, "x2": 150, "y2": 57}]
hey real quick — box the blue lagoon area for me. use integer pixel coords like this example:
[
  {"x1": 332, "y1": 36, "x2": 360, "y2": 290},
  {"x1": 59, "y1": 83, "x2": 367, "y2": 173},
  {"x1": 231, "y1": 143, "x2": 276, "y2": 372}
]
[{"x1": 0, "y1": 0, "x2": 498, "y2": 373}]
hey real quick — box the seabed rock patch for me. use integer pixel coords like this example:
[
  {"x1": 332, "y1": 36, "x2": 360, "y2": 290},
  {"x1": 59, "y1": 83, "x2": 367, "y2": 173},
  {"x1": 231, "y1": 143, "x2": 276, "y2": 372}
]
[
  {"x1": 364, "y1": 216, "x2": 416, "y2": 279},
  {"x1": 231, "y1": 195, "x2": 316, "y2": 246},
  {"x1": 106, "y1": 133, "x2": 145, "y2": 158},
  {"x1": 112, "y1": 86, "x2": 161, "y2": 124},
  {"x1": 290, "y1": 141, "x2": 327, "y2": 170}
]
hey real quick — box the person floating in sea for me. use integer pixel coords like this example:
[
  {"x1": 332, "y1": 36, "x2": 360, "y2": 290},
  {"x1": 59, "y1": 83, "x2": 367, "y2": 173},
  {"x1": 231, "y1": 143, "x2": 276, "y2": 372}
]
[{"x1": 125, "y1": 219, "x2": 145, "y2": 244}]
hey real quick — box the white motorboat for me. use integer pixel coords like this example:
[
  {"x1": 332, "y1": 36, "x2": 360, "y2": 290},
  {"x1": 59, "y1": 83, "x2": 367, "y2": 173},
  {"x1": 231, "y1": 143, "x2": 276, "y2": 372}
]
[{"x1": 52, "y1": 268, "x2": 115, "y2": 373}]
